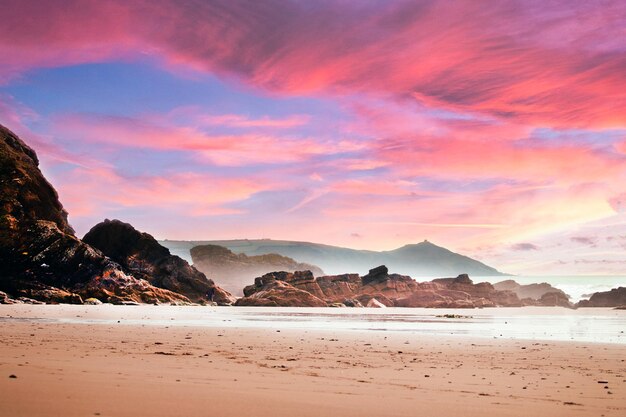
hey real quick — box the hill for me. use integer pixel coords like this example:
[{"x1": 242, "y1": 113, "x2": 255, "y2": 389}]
[
  {"x1": 160, "y1": 239, "x2": 507, "y2": 279},
  {"x1": 190, "y1": 244, "x2": 324, "y2": 296}
]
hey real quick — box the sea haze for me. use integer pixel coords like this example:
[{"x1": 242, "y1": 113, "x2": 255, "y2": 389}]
[
  {"x1": 160, "y1": 239, "x2": 507, "y2": 277},
  {"x1": 476, "y1": 276, "x2": 626, "y2": 303},
  {"x1": 160, "y1": 240, "x2": 624, "y2": 302}
]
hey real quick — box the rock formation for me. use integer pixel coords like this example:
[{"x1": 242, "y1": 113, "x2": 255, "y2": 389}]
[
  {"x1": 0, "y1": 124, "x2": 218, "y2": 305},
  {"x1": 235, "y1": 265, "x2": 524, "y2": 308},
  {"x1": 236, "y1": 270, "x2": 326, "y2": 307},
  {"x1": 236, "y1": 280, "x2": 327, "y2": 307},
  {"x1": 191, "y1": 244, "x2": 323, "y2": 296},
  {"x1": 577, "y1": 287, "x2": 626, "y2": 307},
  {"x1": 397, "y1": 273, "x2": 520, "y2": 308},
  {"x1": 83, "y1": 220, "x2": 234, "y2": 305},
  {"x1": 493, "y1": 279, "x2": 570, "y2": 301},
  {"x1": 533, "y1": 291, "x2": 573, "y2": 308}
]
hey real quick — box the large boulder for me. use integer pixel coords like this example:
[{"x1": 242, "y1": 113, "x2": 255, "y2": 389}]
[
  {"x1": 577, "y1": 287, "x2": 626, "y2": 307},
  {"x1": 83, "y1": 219, "x2": 234, "y2": 305},
  {"x1": 536, "y1": 291, "x2": 573, "y2": 308},
  {"x1": 236, "y1": 277, "x2": 327, "y2": 307},
  {"x1": 191, "y1": 244, "x2": 324, "y2": 296},
  {"x1": 315, "y1": 273, "x2": 361, "y2": 301},
  {"x1": 361, "y1": 265, "x2": 390, "y2": 285},
  {"x1": 0, "y1": 290, "x2": 17, "y2": 304},
  {"x1": 432, "y1": 274, "x2": 473, "y2": 286}
]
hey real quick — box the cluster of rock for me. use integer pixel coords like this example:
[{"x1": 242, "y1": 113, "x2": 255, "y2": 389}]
[
  {"x1": 0, "y1": 124, "x2": 233, "y2": 306},
  {"x1": 235, "y1": 265, "x2": 573, "y2": 308},
  {"x1": 191, "y1": 244, "x2": 324, "y2": 296},
  {"x1": 492, "y1": 280, "x2": 572, "y2": 308},
  {"x1": 83, "y1": 220, "x2": 234, "y2": 304}
]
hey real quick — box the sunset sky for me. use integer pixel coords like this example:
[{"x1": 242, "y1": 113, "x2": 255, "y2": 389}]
[{"x1": 1, "y1": 0, "x2": 625, "y2": 275}]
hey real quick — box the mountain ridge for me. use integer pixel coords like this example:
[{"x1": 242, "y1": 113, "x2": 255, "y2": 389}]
[{"x1": 160, "y1": 238, "x2": 508, "y2": 278}]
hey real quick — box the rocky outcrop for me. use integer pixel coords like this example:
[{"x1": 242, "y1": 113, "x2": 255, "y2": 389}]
[
  {"x1": 191, "y1": 244, "x2": 323, "y2": 296},
  {"x1": 357, "y1": 266, "x2": 424, "y2": 307},
  {"x1": 0, "y1": 124, "x2": 202, "y2": 305},
  {"x1": 577, "y1": 287, "x2": 626, "y2": 307},
  {"x1": 0, "y1": 125, "x2": 74, "y2": 239},
  {"x1": 493, "y1": 279, "x2": 570, "y2": 301},
  {"x1": 236, "y1": 271, "x2": 327, "y2": 307},
  {"x1": 535, "y1": 291, "x2": 573, "y2": 308},
  {"x1": 0, "y1": 290, "x2": 15, "y2": 304},
  {"x1": 236, "y1": 265, "x2": 524, "y2": 308},
  {"x1": 315, "y1": 273, "x2": 362, "y2": 302},
  {"x1": 83, "y1": 220, "x2": 234, "y2": 305},
  {"x1": 415, "y1": 273, "x2": 521, "y2": 308}
]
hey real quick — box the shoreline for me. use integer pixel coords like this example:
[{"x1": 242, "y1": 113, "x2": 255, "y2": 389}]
[
  {"x1": 3, "y1": 304, "x2": 625, "y2": 345},
  {"x1": 1, "y1": 305, "x2": 625, "y2": 417}
]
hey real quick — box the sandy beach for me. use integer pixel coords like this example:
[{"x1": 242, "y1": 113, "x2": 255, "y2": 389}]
[{"x1": 1, "y1": 305, "x2": 624, "y2": 417}]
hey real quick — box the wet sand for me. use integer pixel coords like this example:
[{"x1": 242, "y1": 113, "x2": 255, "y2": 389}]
[{"x1": 1, "y1": 305, "x2": 624, "y2": 417}]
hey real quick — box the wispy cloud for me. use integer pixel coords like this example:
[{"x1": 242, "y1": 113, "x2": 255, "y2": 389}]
[
  {"x1": 510, "y1": 243, "x2": 540, "y2": 251},
  {"x1": 570, "y1": 236, "x2": 598, "y2": 246},
  {"x1": 50, "y1": 112, "x2": 363, "y2": 166},
  {"x1": 2, "y1": 1, "x2": 625, "y2": 126}
]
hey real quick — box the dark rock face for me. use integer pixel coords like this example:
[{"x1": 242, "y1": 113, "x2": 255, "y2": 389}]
[
  {"x1": 432, "y1": 274, "x2": 473, "y2": 286},
  {"x1": 577, "y1": 287, "x2": 626, "y2": 307},
  {"x1": 0, "y1": 125, "x2": 74, "y2": 240},
  {"x1": 361, "y1": 265, "x2": 390, "y2": 285},
  {"x1": 191, "y1": 244, "x2": 324, "y2": 296},
  {"x1": 0, "y1": 126, "x2": 86, "y2": 289},
  {"x1": 0, "y1": 290, "x2": 15, "y2": 304},
  {"x1": 493, "y1": 279, "x2": 570, "y2": 301},
  {"x1": 83, "y1": 220, "x2": 234, "y2": 305},
  {"x1": 236, "y1": 265, "x2": 524, "y2": 308},
  {"x1": 0, "y1": 124, "x2": 196, "y2": 305}
]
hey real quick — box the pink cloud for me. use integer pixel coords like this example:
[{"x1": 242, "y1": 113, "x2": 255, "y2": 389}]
[
  {"x1": 147, "y1": 1, "x2": 626, "y2": 128},
  {"x1": 54, "y1": 166, "x2": 269, "y2": 220},
  {"x1": 51, "y1": 113, "x2": 364, "y2": 166},
  {"x1": 330, "y1": 179, "x2": 423, "y2": 197},
  {"x1": 310, "y1": 179, "x2": 615, "y2": 252},
  {"x1": 0, "y1": 1, "x2": 624, "y2": 127},
  {"x1": 375, "y1": 136, "x2": 624, "y2": 185},
  {"x1": 195, "y1": 114, "x2": 310, "y2": 129},
  {"x1": 0, "y1": 1, "x2": 139, "y2": 83},
  {"x1": 608, "y1": 193, "x2": 626, "y2": 214},
  {"x1": 0, "y1": 95, "x2": 109, "y2": 168}
]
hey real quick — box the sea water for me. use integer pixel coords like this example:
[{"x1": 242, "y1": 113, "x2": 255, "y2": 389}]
[
  {"x1": 6, "y1": 305, "x2": 623, "y2": 344},
  {"x1": 475, "y1": 275, "x2": 626, "y2": 302}
]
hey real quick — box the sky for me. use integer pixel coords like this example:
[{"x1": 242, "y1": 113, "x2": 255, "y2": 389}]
[{"x1": 1, "y1": 0, "x2": 626, "y2": 275}]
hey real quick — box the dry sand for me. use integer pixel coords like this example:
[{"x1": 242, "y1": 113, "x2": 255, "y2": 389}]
[{"x1": 0, "y1": 305, "x2": 624, "y2": 417}]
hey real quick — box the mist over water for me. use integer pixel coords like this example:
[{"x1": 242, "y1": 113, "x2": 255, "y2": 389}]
[
  {"x1": 163, "y1": 241, "x2": 625, "y2": 302},
  {"x1": 475, "y1": 276, "x2": 626, "y2": 302}
]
